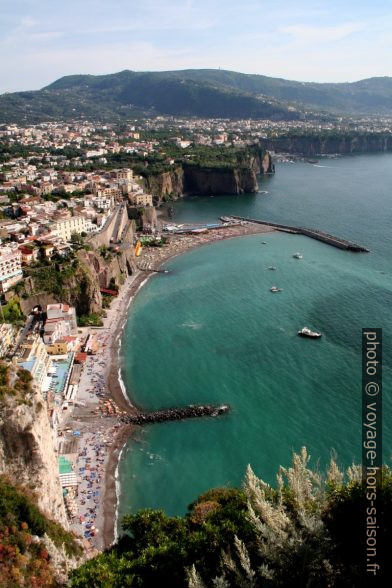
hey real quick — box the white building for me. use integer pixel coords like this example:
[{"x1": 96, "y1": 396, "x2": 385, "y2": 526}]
[
  {"x1": 92, "y1": 195, "x2": 114, "y2": 210},
  {"x1": 51, "y1": 215, "x2": 96, "y2": 242},
  {"x1": 44, "y1": 303, "x2": 78, "y2": 344},
  {"x1": 0, "y1": 247, "x2": 23, "y2": 292}
]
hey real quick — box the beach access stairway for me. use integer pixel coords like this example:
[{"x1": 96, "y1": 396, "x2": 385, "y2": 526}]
[
  {"x1": 120, "y1": 404, "x2": 230, "y2": 425},
  {"x1": 226, "y1": 216, "x2": 369, "y2": 252}
]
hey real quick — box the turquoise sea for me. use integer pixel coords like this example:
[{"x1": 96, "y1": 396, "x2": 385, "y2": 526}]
[{"x1": 117, "y1": 154, "x2": 392, "y2": 524}]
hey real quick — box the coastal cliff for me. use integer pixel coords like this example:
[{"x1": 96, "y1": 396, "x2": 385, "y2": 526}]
[
  {"x1": 0, "y1": 367, "x2": 68, "y2": 527},
  {"x1": 143, "y1": 167, "x2": 184, "y2": 202},
  {"x1": 17, "y1": 243, "x2": 136, "y2": 317},
  {"x1": 19, "y1": 256, "x2": 103, "y2": 316},
  {"x1": 264, "y1": 133, "x2": 392, "y2": 156},
  {"x1": 142, "y1": 147, "x2": 274, "y2": 201},
  {"x1": 183, "y1": 165, "x2": 258, "y2": 195}
]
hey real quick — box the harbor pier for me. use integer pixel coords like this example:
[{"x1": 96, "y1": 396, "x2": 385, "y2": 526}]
[{"x1": 225, "y1": 216, "x2": 369, "y2": 252}]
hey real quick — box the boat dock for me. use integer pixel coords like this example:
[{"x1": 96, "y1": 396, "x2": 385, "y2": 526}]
[
  {"x1": 163, "y1": 220, "x2": 242, "y2": 234},
  {"x1": 225, "y1": 216, "x2": 369, "y2": 252}
]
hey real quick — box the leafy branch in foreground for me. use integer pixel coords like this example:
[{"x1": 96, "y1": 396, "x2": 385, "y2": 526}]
[{"x1": 70, "y1": 448, "x2": 391, "y2": 587}]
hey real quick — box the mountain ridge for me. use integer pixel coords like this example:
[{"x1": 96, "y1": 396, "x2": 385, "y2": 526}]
[{"x1": 1, "y1": 68, "x2": 392, "y2": 123}]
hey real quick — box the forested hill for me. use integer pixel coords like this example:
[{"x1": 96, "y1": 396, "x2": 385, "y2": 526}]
[
  {"x1": 165, "y1": 70, "x2": 392, "y2": 114},
  {"x1": 1, "y1": 69, "x2": 392, "y2": 124},
  {"x1": 0, "y1": 72, "x2": 301, "y2": 124}
]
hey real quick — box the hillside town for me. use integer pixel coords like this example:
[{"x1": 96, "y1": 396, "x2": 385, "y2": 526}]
[
  {"x1": 1, "y1": 114, "x2": 391, "y2": 297},
  {"x1": 0, "y1": 114, "x2": 391, "y2": 553},
  {"x1": 0, "y1": 116, "x2": 272, "y2": 548}
]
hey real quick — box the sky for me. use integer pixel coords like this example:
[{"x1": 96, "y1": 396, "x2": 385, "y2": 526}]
[{"x1": 0, "y1": 0, "x2": 391, "y2": 93}]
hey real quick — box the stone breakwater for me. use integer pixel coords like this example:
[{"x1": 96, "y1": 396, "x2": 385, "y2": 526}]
[
  {"x1": 119, "y1": 404, "x2": 230, "y2": 425},
  {"x1": 227, "y1": 216, "x2": 369, "y2": 252}
]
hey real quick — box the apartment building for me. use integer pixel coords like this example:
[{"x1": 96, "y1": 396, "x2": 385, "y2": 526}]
[
  {"x1": 115, "y1": 168, "x2": 133, "y2": 181},
  {"x1": 44, "y1": 303, "x2": 78, "y2": 345},
  {"x1": 51, "y1": 214, "x2": 96, "y2": 241},
  {"x1": 0, "y1": 247, "x2": 23, "y2": 292},
  {"x1": 18, "y1": 334, "x2": 52, "y2": 392},
  {"x1": 129, "y1": 193, "x2": 153, "y2": 207}
]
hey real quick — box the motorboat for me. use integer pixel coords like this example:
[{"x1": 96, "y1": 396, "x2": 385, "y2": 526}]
[
  {"x1": 293, "y1": 253, "x2": 303, "y2": 259},
  {"x1": 297, "y1": 327, "x2": 322, "y2": 338},
  {"x1": 267, "y1": 266, "x2": 277, "y2": 270},
  {"x1": 270, "y1": 286, "x2": 283, "y2": 292}
]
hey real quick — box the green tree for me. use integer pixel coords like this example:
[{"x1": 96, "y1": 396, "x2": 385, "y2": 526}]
[
  {"x1": 0, "y1": 297, "x2": 24, "y2": 325},
  {"x1": 70, "y1": 450, "x2": 392, "y2": 587}
]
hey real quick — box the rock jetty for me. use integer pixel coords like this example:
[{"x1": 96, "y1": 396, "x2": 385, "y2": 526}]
[{"x1": 120, "y1": 404, "x2": 230, "y2": 425}]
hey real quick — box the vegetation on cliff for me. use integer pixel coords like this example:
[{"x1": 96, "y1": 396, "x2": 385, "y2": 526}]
[
  {"x1": 180, "y1": 144, "x2": 265, "y2": 170},
  {"x1": 0, "y1": 297, "x2": 25, "y2": 326},
  {"x1": 77, "y1": 313, "x2": 103, "y2": 327},
  {"x1": 21, "y1": 252, "x2": 101, "y2": 316},
  {"x1": 104, "y1": 142, "x2": 267, "y2": 174},
  {"x1": 264, "y1": 129, "x2": 392, "y2": 155},
  {"x1": 0, "y1": 476, "x2": 82, "y2": 586},
  {"x1": 0, "y1": 363, "x2": 33, "y2": 404},
  {"x1": 96, "y1": 143, "x2": 269, "y2": 199},
  {"x1": 71, "y1": 448, "x2": 390, "y2": 587}
]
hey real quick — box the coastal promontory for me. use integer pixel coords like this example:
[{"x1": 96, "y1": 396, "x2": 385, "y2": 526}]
[{"x1": 142, "y1": 144, "x2": 274, "y2": 201}]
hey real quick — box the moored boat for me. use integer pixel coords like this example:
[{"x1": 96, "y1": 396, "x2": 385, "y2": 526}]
[{"x1": 297, "y1": 327, "x2": 322, "y2": 338}]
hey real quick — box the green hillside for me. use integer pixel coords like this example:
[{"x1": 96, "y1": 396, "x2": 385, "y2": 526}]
[
  {"x1": 164, "y1": 69, "x2": 392, "y2": 113},
  {"x1": 0, "y1": 72, "x2": 300, "y2": 124},
  {"x1": 1, "y1": 69, "x2": 391, "y2": 124}
]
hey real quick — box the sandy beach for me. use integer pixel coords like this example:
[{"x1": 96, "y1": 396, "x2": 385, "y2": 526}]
[{"x1": 65, "y1": 221, "x2": 275, "y2": 550}]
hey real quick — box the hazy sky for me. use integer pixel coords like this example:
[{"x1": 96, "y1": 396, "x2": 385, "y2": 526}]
[{"x1": 1, "y1": 0, "x2": 391, "y2": 93}]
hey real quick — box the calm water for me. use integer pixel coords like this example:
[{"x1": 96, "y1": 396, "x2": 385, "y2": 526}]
[{"x1": 117, "y1": 154, "x2": 392, "y2": 524}]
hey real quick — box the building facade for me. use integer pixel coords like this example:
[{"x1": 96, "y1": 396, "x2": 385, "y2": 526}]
[
  {"x1": 18, "y1": 334, "x2": 52, "y2": 392},
  {"x1": 44, "y1": 303, "x2": 78, "y2": 344},
  {"x1": 51, "y1": 215, "x2": 96, "y2": 241},
  {"x1": 0, "y1": 247, "x2": 23, "y2": 292},
  {"x1": 129, "y1": 193, "x2": 153, "y2": 207}
]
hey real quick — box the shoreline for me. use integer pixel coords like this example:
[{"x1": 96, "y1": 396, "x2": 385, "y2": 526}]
[{"x1": 72, "y1": 221, "x2": 277, "y2": 550}]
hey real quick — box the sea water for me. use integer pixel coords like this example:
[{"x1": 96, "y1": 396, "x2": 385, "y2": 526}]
[{"x1": 117, "y1": 154, "x2": 392, "y2": 524}]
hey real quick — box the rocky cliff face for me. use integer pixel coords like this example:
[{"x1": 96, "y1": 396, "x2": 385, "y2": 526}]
[
  {"x1": 264, "y1": 134, "x2": 392, "y2": 156},
  {"x1": 144, "y1": 167, "x2": 184, "y2": 203},
  {"x1": 183, "y1": 165, "x2": 258, "y2": 195},
  {"x1": 0, "y1": 379, "x2": 68, "y2": 528},
  {"x1": 80, "y1": 245, "x2": 136, "y2": 291},
  {"x1": 144, "y1": 149, "x2": 274, "y2": 201},
  {"x1": 19, "y1": 242, "x2": 136, "y2": 316},
  {"x1": 19, "y1": 256, "x2": 103, "y2": 316}
]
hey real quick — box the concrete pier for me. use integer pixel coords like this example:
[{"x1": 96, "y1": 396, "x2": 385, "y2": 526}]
[{"x1": 227, "y1": 216, "x2": 369, "y2": 252}]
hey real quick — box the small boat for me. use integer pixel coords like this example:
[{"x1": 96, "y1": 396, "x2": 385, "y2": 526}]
[
  {"x1": 293, "y1": 252, "x2": 303, "y2": 259},
  {"x1": 270, "y1": 286, "x2": 283, "y2": 292},
  {"x1": 261, "y1": 241, "x2": 267, "y2": 245},
  {"x1": 267, "y1": 266, "x2": 277, "y2": 270},
  {"x1": 297, "y1": 327, "x2": 322, "y2": 338}
]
